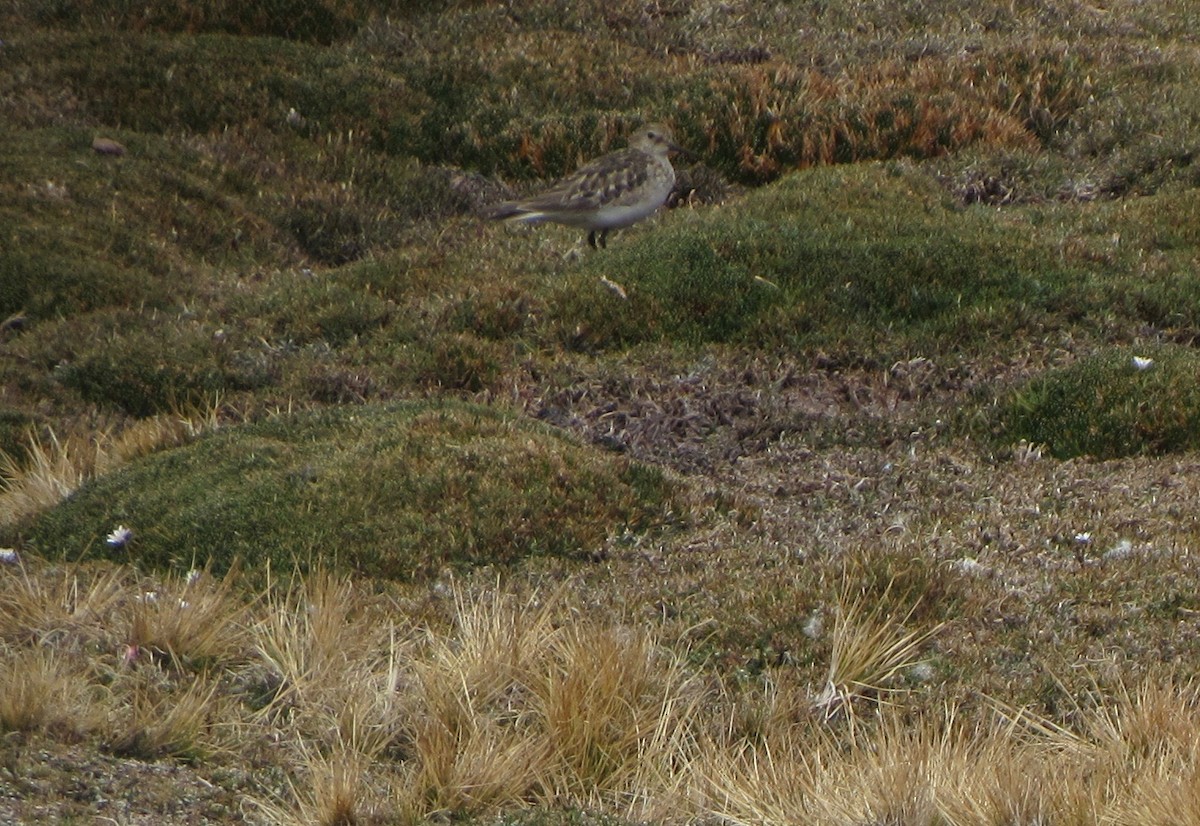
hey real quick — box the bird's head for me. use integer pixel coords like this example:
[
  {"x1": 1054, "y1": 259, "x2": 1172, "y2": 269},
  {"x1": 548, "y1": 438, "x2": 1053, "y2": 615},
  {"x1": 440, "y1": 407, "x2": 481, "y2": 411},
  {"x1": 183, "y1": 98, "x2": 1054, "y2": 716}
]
[{"x1": 632, "y1": 123, "x2": 693, "y2": 160}]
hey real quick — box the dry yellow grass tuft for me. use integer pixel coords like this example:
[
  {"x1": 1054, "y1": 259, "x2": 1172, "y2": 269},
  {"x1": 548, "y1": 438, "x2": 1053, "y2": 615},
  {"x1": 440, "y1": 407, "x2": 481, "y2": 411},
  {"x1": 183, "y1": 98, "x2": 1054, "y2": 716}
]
[
  {"x1": 0, "y1": 429, "x2": 91, "y2": 528},
  {"x1": 0, "y1": 646, "x2": 101, "y2": 736},
  {"x1": 0, "y1": 398, "x2": 224, "y2": 528},
  {"x1": 258, "y1": 743, "x2": 375, "y2": 826},
  {"x1": 106, "y1": 670, "x2": 225, "y2": 761},
  {"x1": 7, "y1": 553, "x2": 1200, "y2": 823},
  {"x1": 700, "y1": 704, "x2": 1107, "y2": 825},
  {"x1": 0, "y1": 561, "x2": 128, "y2": 645},
  {"x1": 535, "y1": 622, "x2": 704, "y2": 815},
  {"x1": 251, "y1": 568, "x2": 393, "y2": 731},
  {"x1": 403, "y1": 586, "x2": 560, "y2": 813},
  {"x1": 812, "y1": 581, "x2": 942, "y2": 731},
  {"x1": 126, "y1": 565, "x2": 249, "y2": 669},
  {"x1": 246, "y1": 580, "x2": 709, "y2": 821}
]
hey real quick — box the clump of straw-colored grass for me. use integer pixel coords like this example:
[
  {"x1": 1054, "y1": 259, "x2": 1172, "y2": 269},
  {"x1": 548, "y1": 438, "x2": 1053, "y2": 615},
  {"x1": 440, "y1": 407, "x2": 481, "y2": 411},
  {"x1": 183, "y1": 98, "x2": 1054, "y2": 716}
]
[{"x1": 0, "y1": 398, "x2": 224, "y2": 526}]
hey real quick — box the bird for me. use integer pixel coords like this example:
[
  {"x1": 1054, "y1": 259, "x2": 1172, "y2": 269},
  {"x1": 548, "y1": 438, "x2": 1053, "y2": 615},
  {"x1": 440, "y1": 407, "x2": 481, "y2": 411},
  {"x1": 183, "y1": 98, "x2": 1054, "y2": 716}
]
[{"x1": 486, "y1": 123, "x2": 687, "y2": 249}]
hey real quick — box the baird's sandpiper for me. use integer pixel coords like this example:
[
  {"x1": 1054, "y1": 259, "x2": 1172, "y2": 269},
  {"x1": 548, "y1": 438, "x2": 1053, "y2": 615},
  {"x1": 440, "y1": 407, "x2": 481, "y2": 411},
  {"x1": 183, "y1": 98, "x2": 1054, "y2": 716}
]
[{"x1": 487, "y1": 123, "x2": 686, "y2": 249}]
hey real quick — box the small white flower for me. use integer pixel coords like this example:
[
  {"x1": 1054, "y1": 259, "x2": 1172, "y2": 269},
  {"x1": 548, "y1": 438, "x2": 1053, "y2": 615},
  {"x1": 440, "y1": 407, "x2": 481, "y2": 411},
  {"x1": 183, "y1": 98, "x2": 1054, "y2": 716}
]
[
  {"x1": 908, "y1": 662, "x2": 936, "y2": 682},
  {"x1": 1131, "y1": 356, "x2": 1154, "y2": 371},
  {"x1": 0, "y1": 548, "x2": 19, "y2": 564},
  {"x1": 106, "y1": 525, "x2": 133, "y2": 549},
  {"x1": 137, "y1": 591, "x2": 158, "y2": 604},
  {"x1": 802, "y1": 612, "x2": 824, "y2": 639},
  {"x1": 1074, "y1": 532, "x2": 1092, "y2": 545},
  {"x1": 185, "y1": 568, "x2": 203, "y2": 587}
]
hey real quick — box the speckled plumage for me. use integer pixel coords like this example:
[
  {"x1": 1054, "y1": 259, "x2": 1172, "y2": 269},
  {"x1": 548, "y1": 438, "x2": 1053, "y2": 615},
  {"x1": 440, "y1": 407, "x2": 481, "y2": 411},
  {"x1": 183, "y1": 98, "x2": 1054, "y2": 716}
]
[{"x1": 488, "y1": 124, "x2": 684, "y2": 249}]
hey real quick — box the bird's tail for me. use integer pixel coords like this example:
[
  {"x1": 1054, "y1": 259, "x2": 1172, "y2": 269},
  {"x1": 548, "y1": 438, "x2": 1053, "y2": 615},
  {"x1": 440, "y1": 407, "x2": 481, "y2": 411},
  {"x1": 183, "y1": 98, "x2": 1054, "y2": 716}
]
[{"x1": 483, "y1": 201, "x2": 545, "y2": 224}]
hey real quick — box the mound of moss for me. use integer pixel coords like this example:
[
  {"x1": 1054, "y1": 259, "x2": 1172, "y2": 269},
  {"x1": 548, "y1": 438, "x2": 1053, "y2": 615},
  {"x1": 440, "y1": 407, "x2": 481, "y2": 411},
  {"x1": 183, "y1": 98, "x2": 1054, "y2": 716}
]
[
  {"x1": 25, "y1": 401, "x2": 685, "y2": 580},
  {"x1": 548, "y1": 163, "x2": 1086, "y2": 360},
  {"x1": 999, "y1": 345, "x2": 1200, "y2": 459}
]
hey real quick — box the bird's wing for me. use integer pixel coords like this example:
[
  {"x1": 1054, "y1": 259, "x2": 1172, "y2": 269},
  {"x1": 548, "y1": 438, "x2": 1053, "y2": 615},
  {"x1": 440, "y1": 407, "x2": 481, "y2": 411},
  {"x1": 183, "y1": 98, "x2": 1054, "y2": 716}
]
[{"x1": 518, "y1": 149, "x2": 652, "y2": 212}]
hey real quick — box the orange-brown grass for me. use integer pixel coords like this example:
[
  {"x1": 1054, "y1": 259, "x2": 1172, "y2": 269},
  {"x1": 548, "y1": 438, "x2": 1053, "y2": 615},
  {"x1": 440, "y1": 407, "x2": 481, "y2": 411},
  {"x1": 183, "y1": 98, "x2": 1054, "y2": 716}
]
[{"x1": 699, "y1": 50, "x2": 1059, "y2": 180}]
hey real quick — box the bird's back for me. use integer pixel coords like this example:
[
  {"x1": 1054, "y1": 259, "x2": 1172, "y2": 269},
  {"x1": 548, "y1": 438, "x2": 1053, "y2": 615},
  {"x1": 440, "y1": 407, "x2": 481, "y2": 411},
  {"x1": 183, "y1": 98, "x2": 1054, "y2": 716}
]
[{"x1": 486, "y1": 123, "x2": 681, "y2": 238}]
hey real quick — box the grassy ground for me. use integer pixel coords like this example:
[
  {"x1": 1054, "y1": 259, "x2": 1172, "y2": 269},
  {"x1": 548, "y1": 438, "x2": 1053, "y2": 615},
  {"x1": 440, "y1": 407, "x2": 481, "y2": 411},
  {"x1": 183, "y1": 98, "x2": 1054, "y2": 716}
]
[{"x1": 3, "y1": 0, "x2": 1200, "y2": 823}]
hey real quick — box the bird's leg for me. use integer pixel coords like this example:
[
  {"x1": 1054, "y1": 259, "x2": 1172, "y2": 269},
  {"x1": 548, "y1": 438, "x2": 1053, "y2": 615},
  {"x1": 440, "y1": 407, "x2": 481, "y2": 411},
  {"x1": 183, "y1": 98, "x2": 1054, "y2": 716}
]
[
  {"x1": 588, "y1": 230, "x2": 598, "y2": 249},
  {"x1": 597, "y1": 230, "x2": 608, "y2": 249}
]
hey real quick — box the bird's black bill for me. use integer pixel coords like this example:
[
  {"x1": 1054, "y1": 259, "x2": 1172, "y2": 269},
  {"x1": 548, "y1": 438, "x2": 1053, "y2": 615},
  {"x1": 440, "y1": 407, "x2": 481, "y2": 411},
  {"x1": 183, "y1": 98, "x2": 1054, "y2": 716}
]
[{"x1": 669, "y1": 141, "x2": 697, "y2": 163}]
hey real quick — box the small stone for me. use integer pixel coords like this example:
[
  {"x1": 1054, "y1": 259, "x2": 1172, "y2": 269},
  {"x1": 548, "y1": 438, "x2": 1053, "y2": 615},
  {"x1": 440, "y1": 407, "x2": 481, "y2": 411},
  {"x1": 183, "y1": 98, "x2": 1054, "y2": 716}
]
[
  {"x1": 92, "y1": 137, "x2": 127, "y2": 157},
  {"x1": 952, "y1": 557, "x2": 989, "y2": 576},
  {"x1": 1103, "y1": 539, "x2": 1135, "y2": 561}
]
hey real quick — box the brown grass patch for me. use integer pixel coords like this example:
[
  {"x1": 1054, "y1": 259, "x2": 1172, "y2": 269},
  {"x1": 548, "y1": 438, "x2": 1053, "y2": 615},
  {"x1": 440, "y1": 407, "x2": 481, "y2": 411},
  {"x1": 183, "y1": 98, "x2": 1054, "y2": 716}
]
[{"x1": 5, "y1": 553, "x2": 1200, "y2": 823}]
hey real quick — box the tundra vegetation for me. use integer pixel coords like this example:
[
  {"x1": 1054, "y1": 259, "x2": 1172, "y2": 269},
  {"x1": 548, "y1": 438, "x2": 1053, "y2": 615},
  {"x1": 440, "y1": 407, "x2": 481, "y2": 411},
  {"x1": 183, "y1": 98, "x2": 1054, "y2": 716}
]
[{"x1": 3, "y1": 0, "x2": 1200, "y2": 823}]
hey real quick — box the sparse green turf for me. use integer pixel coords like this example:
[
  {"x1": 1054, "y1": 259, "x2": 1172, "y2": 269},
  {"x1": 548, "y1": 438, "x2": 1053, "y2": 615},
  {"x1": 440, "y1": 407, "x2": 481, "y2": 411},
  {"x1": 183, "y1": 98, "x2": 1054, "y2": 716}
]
[{"x1": 1000, "y1": 344, "x2": 1200, "y2": 458}]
